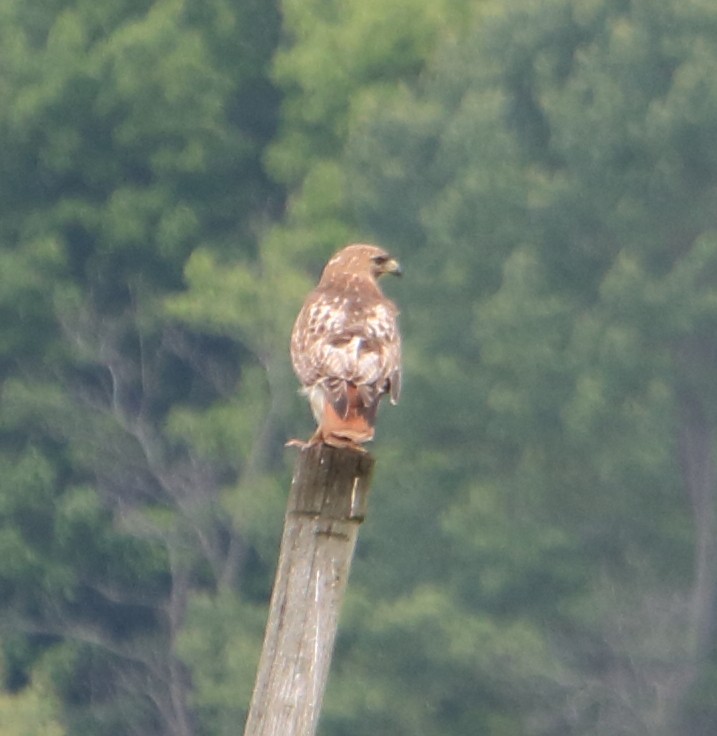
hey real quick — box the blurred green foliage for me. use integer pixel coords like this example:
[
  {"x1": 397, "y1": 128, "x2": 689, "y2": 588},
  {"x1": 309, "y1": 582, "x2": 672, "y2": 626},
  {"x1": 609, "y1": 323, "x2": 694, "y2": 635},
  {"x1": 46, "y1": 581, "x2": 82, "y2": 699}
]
[{"x1": 1, "y1": 0, "x2": 717, "y2": 734}]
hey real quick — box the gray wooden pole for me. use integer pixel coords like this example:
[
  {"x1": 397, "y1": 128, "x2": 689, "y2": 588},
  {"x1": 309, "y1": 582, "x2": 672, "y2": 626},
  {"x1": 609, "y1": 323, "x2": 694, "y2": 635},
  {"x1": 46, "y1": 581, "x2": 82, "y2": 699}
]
[{"x1": 243, "y1": 443, "x2": 375, "y2": 736}]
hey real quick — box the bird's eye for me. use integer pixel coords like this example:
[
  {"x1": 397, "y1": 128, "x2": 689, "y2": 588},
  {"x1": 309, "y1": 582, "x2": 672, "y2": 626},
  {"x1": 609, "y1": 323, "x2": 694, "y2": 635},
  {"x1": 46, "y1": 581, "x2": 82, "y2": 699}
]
[{"x1": 372, "y1": 255, "x2": 388, "y2": 265}]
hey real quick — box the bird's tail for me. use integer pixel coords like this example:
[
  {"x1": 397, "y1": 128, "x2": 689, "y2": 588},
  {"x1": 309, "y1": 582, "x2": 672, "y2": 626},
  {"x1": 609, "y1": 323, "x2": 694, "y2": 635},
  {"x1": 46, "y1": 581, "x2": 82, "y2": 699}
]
[{"x1": 319, "y1": 382, "x2": 378, "y2": 446}]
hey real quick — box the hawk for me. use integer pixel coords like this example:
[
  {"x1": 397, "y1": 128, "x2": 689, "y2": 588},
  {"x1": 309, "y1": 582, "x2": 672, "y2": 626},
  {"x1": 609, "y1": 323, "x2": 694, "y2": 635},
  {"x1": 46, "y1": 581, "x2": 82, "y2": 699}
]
[{"x1": 289, "y1": 243, "x2": 402, "y2": 451}]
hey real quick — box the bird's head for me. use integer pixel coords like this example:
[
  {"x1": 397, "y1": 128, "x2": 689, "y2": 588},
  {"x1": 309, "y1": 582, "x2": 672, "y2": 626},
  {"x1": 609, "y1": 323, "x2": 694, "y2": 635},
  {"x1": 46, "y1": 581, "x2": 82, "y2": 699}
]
[{"x1": 322, "y1": 244, "x2": 402, "y2": 283}]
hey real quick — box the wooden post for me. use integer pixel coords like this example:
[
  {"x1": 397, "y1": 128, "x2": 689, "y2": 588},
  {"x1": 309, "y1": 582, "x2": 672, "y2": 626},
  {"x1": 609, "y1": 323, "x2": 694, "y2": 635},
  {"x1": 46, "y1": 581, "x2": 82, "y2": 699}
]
[{"x1": 243, "y1": 444, "x2": 375, "y2": 736}]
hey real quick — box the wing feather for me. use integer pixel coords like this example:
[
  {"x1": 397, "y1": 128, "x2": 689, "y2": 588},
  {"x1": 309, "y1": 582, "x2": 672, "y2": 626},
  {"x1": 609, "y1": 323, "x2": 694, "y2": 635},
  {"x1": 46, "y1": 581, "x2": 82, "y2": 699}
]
[{"x1": 290, "y1": 289, "x2": 401, "y2": 415}]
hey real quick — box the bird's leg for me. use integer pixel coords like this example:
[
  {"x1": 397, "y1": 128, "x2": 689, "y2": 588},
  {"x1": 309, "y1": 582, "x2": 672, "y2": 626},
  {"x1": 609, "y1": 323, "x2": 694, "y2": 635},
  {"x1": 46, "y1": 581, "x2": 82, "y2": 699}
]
[
  {"x1": 321, "y1": 432, "x2": 368, "y2": 454},
  {"x1": 285, "y1": 428, "x2": 367, "y2": 453},
  {"x1": 284, "y1": 438, "x2": 310, "y2": 449},
  {"x1": 284, "y1": 427, "x2": 324, "y2": 449}
]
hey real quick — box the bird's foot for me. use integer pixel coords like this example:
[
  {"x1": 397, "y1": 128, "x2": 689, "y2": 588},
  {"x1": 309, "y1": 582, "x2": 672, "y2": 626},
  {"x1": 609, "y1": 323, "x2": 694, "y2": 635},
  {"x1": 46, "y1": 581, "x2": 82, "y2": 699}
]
[
  {"x1": 285, "y1": 429, "x2": 325, "y2": 450},
  {"x1": 285, "y1": 434, "x2": 367, "y2": 454},
  {"x1": 285, "y1": 437, "x2": 315, "y2": 449},
  {"x1": 322, "y1": 434, "x2": 369, "y2": 453}
]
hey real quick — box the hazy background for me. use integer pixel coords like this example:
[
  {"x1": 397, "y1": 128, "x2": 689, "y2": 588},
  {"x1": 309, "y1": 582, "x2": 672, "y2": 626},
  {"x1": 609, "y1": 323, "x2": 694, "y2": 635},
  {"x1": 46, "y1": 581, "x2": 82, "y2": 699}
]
[{"x1": 1, "y1": 0, "x2": 716, "y2": 733}]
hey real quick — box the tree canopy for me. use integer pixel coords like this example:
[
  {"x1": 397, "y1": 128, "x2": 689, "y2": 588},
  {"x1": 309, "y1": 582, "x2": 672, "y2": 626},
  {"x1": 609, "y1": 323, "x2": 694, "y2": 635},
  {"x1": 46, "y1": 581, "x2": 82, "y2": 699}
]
[{"x1": 1, "y1": 0, "x2": 717, "y2": 734}]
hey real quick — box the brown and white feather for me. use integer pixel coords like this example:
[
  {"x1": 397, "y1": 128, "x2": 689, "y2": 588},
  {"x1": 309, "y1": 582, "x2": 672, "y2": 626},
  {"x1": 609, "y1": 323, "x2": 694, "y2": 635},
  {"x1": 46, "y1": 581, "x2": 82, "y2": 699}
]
[{"x1": 290, "y1": 244, "x2": 402, "y2": 448}]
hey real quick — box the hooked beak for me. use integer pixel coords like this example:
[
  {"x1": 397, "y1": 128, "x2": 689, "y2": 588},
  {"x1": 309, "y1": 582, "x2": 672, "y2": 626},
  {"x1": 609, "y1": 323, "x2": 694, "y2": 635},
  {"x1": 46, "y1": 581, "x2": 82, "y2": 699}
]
[{"x1": 384, "y1": 257, "x2": 402, "y2": 277}]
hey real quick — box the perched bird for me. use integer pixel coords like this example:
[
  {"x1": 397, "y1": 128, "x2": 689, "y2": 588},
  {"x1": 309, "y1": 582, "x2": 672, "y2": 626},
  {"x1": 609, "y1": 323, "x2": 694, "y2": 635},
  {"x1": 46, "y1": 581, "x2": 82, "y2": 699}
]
[{"x1": 289, "y1": 243, "x2": 402, "y2": 451}]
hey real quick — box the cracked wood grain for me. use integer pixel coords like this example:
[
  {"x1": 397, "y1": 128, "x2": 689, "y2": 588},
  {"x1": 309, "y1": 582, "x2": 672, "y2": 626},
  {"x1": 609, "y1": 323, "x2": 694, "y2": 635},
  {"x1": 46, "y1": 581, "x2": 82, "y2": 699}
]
[{"x1": 243, "y1": 444, "x2": 375, "y2": 736}]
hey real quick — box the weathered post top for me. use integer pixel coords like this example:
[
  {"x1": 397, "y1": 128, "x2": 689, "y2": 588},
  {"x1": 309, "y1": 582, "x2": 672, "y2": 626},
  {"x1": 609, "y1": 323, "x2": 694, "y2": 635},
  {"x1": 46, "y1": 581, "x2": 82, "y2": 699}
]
[
  {"x1": 290, "y1": 443, "x2": 374, "y2": 518},
  {"x1": 243, "y1": 444, "x2": 375, "y2": 736}
]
